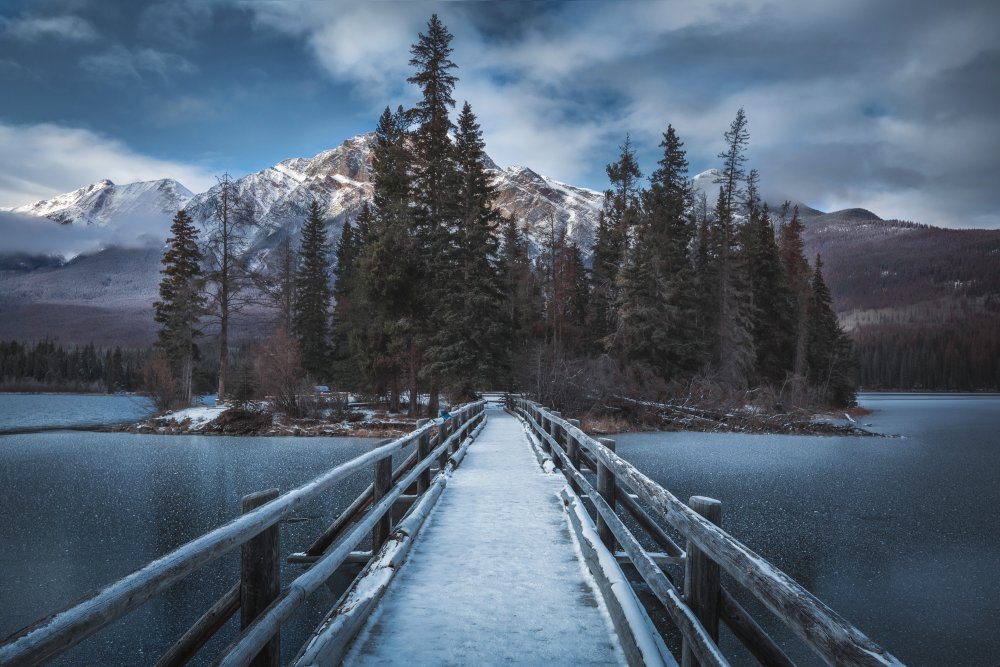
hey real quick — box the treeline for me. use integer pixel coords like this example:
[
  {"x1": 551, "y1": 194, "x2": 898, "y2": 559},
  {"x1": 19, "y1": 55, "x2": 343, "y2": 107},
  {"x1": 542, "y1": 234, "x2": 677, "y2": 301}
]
[
  {"x1": 0, "y1": 340, "x2": 146, "y2": 393},
  {"x1": 854, "y1": 315, "x2": 1000, "y2": 390},
  {"x1": 152, "y1": 15, "x2": 855, "y2": 413}
]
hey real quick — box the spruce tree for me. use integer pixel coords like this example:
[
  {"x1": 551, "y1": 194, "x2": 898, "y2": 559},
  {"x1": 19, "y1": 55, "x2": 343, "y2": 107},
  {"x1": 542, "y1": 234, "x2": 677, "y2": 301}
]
[
  {"x1": 153, "y1": 209, "x2": 205, "y2": 405},
  {"x1": 590, "y1": 135, "x2": 642, "y2": 353},
  {"x1": 331, "y1": 210, "x2": 364, "y2": 387},
  {"x1": 806, "y1": 255, "x2": 856, "y2": 406},
  {"x1": 712, "y1": 109, "x2": 755, "y2": 388},
  {"x1": 407, "y1": 14, "x2": 461, "y2": 412},
  {"x1": 293, "y1": 201, "x2": 333, "y2": 379},
  {"x1": 356, "y1": 106, "x2": 417, "y2": 411},
  {"x1": 742, "y1": 172, "x2": 794, "y2": 385},
  {"x1": 779, "y1": 205, "x2": 811, "y2": 380},
  {"x1": 425, "y1": 102, "x2": 505, "y2": 399}
]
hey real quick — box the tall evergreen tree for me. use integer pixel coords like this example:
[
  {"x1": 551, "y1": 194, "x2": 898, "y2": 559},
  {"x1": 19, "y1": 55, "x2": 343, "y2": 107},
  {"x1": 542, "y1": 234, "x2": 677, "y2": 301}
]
[
  {"x1": 590, "y1": 135, "x2": 642, "y2": 353},
  {"x1": 356, "y1": 106, "x2": 417, "y2": 411},
  {"x1": 742, "y1": 172, "x2": 795, "y2": 385},
  {"x1": 293, "y1": 201, "x2": 333, "y2": 379},
  {"x1": 331, "y1": 209, "x2": 364, "y2": 387},
  {"x1": 779, "y1": 205, "x2": 811, "y2": 380},
  {"x1": 712, "y1": 109, "x2": 755, "y2": 387},
  {"x1": 806, "y1": 255, "x2": 855, "y2": 406},
  {"x1": 407, "y1": 14, "x2": 461, "y2": 412},
  {"x1": 425, "y1": 102, "x2": 506, "y2": 399},
  {"x1": 153, "y1": 210, "x2": 205, "y2": 404}
]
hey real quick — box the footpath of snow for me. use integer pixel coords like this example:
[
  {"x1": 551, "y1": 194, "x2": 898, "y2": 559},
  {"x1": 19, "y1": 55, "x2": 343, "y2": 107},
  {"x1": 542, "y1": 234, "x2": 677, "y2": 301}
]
[
  {"x1": 343, "y1": 407, "x2": 626, "y2": 666},
  {"x1": 158, "y1": 405, "x2": 229, "y2": 429}
]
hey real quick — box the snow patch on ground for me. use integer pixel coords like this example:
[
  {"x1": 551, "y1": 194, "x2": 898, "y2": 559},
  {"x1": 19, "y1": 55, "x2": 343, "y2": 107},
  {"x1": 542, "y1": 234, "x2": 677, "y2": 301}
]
[{"x1": 158, "y1": 405, "x2": 229, "y2": 430}]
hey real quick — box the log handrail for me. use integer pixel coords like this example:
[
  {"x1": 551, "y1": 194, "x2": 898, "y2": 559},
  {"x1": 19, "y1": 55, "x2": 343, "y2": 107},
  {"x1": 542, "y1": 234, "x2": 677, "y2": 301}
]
[
  {"x1": 0, "y1": 400, "x2": 485, "y2": 667},
  {"x1": 516, "y1": 398, "x2": 904, "y2": 667}
]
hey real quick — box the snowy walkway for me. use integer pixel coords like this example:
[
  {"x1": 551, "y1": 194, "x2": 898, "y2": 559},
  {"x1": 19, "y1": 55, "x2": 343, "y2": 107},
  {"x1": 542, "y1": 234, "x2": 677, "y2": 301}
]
[{"x1": 343, "y1": 407, "x2": 626, "y2": 666}]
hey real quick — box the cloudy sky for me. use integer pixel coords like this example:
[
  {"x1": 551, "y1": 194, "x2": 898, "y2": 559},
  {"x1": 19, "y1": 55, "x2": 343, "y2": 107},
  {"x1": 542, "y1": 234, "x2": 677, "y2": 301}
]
[{"x1": 1, "y1": 0, "x2": 997, "y2": 227}]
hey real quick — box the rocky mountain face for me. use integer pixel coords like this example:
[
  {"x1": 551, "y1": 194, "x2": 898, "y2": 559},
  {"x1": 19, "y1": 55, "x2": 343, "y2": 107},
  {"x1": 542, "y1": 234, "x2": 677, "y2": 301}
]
[{"x1": 1, "y1": 133, "x2": 997, "y2": 345}]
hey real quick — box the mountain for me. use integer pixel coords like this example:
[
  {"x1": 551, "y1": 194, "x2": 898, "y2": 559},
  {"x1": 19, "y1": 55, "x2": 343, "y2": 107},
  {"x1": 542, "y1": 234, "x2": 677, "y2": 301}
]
[
  {"x1": 1, "y1": 135, "x2": 997, "y2": 346},
  {"x1": 1, "y1": 178, "x2": 193, "y2": 228}
]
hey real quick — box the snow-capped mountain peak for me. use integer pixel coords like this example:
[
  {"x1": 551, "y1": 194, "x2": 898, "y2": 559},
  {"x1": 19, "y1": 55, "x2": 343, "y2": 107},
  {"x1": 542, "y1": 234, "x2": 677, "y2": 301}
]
[{"x1": 4, "y1": 178, "x2": 194, "y2": 227}]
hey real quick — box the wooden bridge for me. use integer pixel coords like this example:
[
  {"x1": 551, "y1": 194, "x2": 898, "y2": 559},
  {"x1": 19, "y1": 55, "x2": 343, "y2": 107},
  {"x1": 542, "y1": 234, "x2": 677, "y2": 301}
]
[{"x1": 0, "y1": 396, "x2": 904, "y2": 666}]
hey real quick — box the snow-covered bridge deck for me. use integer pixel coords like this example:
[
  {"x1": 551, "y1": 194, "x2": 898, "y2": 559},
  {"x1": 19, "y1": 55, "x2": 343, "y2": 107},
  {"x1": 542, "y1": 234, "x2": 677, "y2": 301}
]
[{"x1": 342, "y1": 407, "x2": 626, "y2": 665}]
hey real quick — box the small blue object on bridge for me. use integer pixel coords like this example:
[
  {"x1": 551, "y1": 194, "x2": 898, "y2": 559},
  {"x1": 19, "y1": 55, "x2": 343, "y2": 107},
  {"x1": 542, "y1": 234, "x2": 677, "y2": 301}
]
[{"x1": 439, "y1": 409, "x2": 451, "y2": 421}]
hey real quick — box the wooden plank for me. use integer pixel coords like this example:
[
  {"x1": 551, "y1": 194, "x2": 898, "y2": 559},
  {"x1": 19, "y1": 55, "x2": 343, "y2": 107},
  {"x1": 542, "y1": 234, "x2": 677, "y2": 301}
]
[
  {"x1": 529, "y1": 403, "x2": 904, "y2": 667},
  {"x1": 682, "y1": 496, "x2": 722, "y2": 667},
  {"x1": 371, "y1": 446, "x2": 394, "y2": 553},
  {"x1": 154, "y1": 583, "x2": 239, "y2": 667},
  {"x1": 617, "y1": 490, "x2": 685, "y2": 558},
  {"x1": 0, "y1": 401, "x2": 484, "y2": 667},
  {"x1": 720, "y1": 588, "x2": 796, "y2": 667},
  {"x1": 416, "y1": 418, "x2": 431, "y2": 493},
  {"x1": 596, "y1": 437, "x2": 618, "y2": 550},
  {"x1": 240, "y1": 489, "x2": 280, "y2": 667},
  {"x1": 302, "y1": 449, "x2": 417, "y2": 558}
]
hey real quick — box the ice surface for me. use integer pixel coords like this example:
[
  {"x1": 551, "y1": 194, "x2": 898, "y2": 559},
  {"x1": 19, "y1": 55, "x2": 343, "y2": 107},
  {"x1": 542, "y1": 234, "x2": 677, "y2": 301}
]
[{"x1": 343, "y1": 407, "x2": 626, "y2": 666}]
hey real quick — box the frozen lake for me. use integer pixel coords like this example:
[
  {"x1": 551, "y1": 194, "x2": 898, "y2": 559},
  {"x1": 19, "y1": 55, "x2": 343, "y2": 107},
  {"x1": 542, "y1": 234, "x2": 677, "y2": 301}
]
[
  {"x1": 614, "y1": 393, "x2": 1000, "y2": 666},
  {"x1": 0, "y1": 392, "x2": 154, "y2": 431}
]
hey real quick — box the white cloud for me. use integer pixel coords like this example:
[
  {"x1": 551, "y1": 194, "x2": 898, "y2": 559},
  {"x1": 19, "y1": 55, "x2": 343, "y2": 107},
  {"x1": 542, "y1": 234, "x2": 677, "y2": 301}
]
[
  {"x1": 0, "y1": 122, "x2": 216, "y2": 208},
  {"x1": 0, "y1": 14, "x2": 98, "y2": 42},
  {"x1": 80, "y1": 46, "x2": 198, "y2": 81}
]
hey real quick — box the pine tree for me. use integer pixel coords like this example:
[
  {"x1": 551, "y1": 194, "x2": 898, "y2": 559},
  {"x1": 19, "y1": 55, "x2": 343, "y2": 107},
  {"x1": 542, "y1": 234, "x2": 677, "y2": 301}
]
[
  {"x1": 407, "y1": 14, "x2": 461, "y2": 413},
  {"x1": 712, "y1": 109, "x2": 755, "y2": 387},
  {"x1": 742, "y1": 172, "x2": 794, "y2": 385},
  {"x1": 356, "y1": 106, "x2": 417, "y2": 411},
  {"x1": 153, "y1": 209, "x2": 205, "y2": 405},
  {"x1": 425, "y1": 102, "x2": 506, "y2": 399},
  {"x1": 590, "y1": 135, "x2": 642, "y2": 353},
  {"x1": 629, "y1": 124, "x2": 702, "y2": 379},
  {"x1": 293, "y1": 201, "x2": 333, "y2": 379},
  {"x1": 331, "y1": 209, "x2": 364, "y2": 387},
  {"x1": 778, "y1": 205, "x2": 811, "y2": 380},
  {"x1": 806, "y1": 255, "x2": 856, "y2": 406}
]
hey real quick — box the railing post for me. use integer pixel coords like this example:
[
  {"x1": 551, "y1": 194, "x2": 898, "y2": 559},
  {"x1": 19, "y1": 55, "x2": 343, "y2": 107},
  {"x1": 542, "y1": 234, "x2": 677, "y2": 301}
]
[
  {"x1": 540, "y1": 409, "x2": 552, "y2": 456},
  {"x1": 682, "y1": 496, "x2": 722, "y2": 667},
  {"x1": 596, "y1": 438, "x2": 617, "y2": 549},
  {"x1": 240, "y1": 489, "x2": 280, "y2": 667},
  {"x1": 566, "y1": 418, "x2": 581, "y2": 470},
  {"x1": 416, "y1": 419, "x2": 431, "y2": 493},
  {"x1": 372, "y1": 444, "x2": 393, "y2": 552},
  {"x1": 549, "y1": 411, "x2": 562, "y2": 468}
]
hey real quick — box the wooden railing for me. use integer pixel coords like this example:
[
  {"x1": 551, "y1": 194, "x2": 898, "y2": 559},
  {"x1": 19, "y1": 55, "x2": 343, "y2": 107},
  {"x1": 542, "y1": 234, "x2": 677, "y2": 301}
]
[
  {"x1": 514, "y1": 398, "x2": 904, "y2": 667},
  {"x1": 0, "y1": 400, "x2": 486, "y2": 667}
]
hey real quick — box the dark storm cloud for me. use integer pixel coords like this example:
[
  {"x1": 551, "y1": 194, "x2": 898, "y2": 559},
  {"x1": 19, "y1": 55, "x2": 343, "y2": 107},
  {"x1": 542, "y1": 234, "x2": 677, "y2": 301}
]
[{"x1": 0, "y1": 0, "x2": 997, "y2": 227}]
